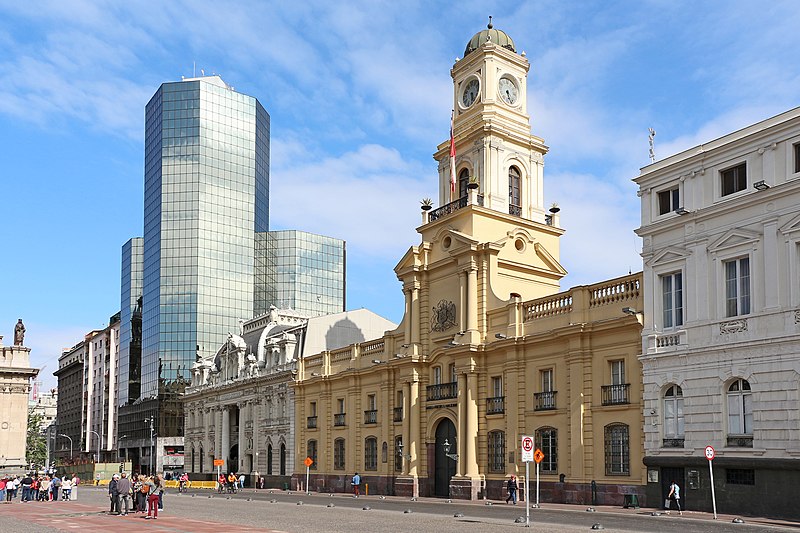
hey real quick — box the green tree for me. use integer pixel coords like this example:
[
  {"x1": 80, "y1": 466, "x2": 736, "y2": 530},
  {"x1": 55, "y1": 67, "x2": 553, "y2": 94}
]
[{"x1": 26, "y1": 412, "x2": 47, "y2": 470}]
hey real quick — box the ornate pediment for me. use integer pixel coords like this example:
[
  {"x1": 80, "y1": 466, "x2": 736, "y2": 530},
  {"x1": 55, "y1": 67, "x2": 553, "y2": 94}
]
[
  {"x1": 707, "y1": 228, "x2": 761, "y2": 253},
  {"x1": 779, "y1": 212, "x2": 800, "y2": 238},
  {"x1": 646, "y1": 246, "x2": 690, "y2": 267}
]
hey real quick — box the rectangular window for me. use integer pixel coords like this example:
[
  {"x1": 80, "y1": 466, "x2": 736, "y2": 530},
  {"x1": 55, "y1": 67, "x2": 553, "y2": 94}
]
[
  {"x1": 795, "y1": 143, "x2": 800, "y2": 174},
  {"x1": 307, "y1": 440, "x2": 317, "y2": 470},
  {"x1": 541, "y1": 368, "x2": 554, "y2": 392},
  {"x1": 724, "y1": 257, "x2": 751, "y2": 317},
  {"x1": 604, "y1": 424, "x2": 630, "y2": 475},
  {"x1": 661, "y1": 272, "x2": 684, "y2": 328},
  {"x1": 658, "y1": 188, "x2": 680, "y2": 215},
  {"x1": 449, "y1": 363, "x2": 457, "y2": 383},
  {"x1": 364, "y1": 438, "x2": 378, "y2": 471},
  {"x1": 721, "y1": 162, "x2": 747, "y2": 196},
  {"x1": 337, "y1": 398, "x2": 345, "y2": 414},
  {"x1": 333, "y1": 439, "x2": 345, "y2": 470},
  {"x1": 394, "y1": 436, "x2": 403, "y2": 472},
  {"x1": 433, "y1": 366, "x2": 442, "y2": 385},
  {"x1": 310, "y1": 401, "x2": 317, "y2": 417},
  {"x1": 488, "y1": 431, "x2": 505, "y2": 473},
  {"x1": 611, "y1": 360, "x2": 625, "y2": 385},
  {"x1": 726, "y1": 468, "x2": 755, "y2": 485},
  {"x1": 492, "y1": 376, "x2": 503, "y2": 397},
  {"x1": 367, "y1": 394, "x2": 376, "y2": 411}
]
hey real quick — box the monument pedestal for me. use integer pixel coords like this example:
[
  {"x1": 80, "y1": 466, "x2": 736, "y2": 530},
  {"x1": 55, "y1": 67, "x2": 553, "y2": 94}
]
[{"x1": 0, "y1": 340, "x2": 38, "y2": 475}]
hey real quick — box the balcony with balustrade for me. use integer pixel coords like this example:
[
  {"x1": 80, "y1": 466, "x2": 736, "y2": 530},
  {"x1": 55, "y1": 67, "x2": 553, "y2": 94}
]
[
  {"x1": 486, "y1": 396, "x2": 505, "y2": 415},
  {"x1": 601, "y1": 384, "x2": 630, "y2": 406},
  {"x1": 307, "y1": 416, "x2": 317, "y2": 429},
  {"x1": 426, "y1": 382, "x2": 458, "y2": 401},
  {"x1": 364, "y1": 410, "x2": 377, "y2": 424},
  {"x1": 333, "y1": 413, "x2": 346, "y2": 427},
  {"x1": 534, "y1": 391, "x2": 557, "y2": 411},
  {"x1": 393, "y1": 407, "x2": 403, "y2": 423}
]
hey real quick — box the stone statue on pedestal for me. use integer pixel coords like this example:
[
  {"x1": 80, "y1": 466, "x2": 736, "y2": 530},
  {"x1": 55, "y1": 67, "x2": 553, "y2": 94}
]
[{"x1": 13, "y1": 319, "x2": 25, "y2": 346}]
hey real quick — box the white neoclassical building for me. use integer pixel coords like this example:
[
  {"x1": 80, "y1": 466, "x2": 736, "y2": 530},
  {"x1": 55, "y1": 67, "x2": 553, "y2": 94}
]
[
  {"x1": 635, "y1": 106, "x2": 800, "y2": 518},
  {"x1": 183, "y1": 307, "x2": 394, "y2": 485}
]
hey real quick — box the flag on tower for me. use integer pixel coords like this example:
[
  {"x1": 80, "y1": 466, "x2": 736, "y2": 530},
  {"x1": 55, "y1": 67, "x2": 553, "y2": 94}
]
[{"x1": 449, "y1": 110, "x2": 456, "y2": 200}]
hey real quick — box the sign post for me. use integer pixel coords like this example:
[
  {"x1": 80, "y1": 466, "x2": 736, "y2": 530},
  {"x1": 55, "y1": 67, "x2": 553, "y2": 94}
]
[
  {"x1": 521, "y1": 435, "x2": 534, "y2": 527},
  {"x1": 213, "y1": 458, "x2": 224, "y2": 491},
  {"x1": 304, "y1": 456, "x2": 314, "y2": 495},
  {"x1": 705, "y1": 445, "x2": 717, "y2": 519},
  {"x1": 533, "y1": 448, "x2": 544, "y2": 508}
]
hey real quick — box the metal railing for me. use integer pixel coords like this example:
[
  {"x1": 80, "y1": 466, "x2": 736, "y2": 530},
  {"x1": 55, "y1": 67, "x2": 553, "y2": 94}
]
[
  {"x1": 486, "y1": 396, "x2": 505, "y2": 414},
  {"x1": 307, "y1": 416, "x2": 317, "y2": 429},
  {"x1": 534, "y1": 391, "x2": 557, "y2": 411},
  {"x1": 333, "y1": 413, "x2": 346, "y2": 427},
  {"x1": 364, "y1": 410, "x2": 377, "y2": 424},
  {"x1": 601, "y1": 384, "x2": 630, "y2": 405},
  {"x1": 393, "y1": 407, "x2": 403, "y2": 422},
  {"x1": 426, "y1": 382, "x2": 458, "y2": 401}
]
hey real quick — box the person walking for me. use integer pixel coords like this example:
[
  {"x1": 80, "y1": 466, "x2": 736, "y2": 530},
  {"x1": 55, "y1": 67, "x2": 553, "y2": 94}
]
[
  {"x1": 666, "y1": 480, "x2": 682, "y2": 515},
  {"x1": 50, "y1": 474, "x2": 60, "y2": 501},
  {"x1": 155, "y1": 474, "x2": 164, "y2": 511},
  {"x1": 134, "y1": 475, "x2": 147, "y2": 513},
  {"x1": 117, "y1": 472, "x2": 132, "y2": 515},
  {"x1": 70, "y1": 474, "x2": 79, "y2": 501},
  {"x1": 61, "y1": 476, "x2": 72, "y2": 501},
  {"x1": 506, "y1": 474, "x2": 518, "y2": 505},
  {"x1": 108, "y1": 474, "x2": 121, "y2": 514},
  {"x1": 0, "y1": 477, "x2": 7, "y2": 503},
  {"x1": 350, "y1": 472, "x2": 361, "y2": 497},
  {"x1": 144, "y1": 476, "x2": 159, "y2": 519},
  {"x1": 20, "y1": 473, "x2": 33, "y2": 502}
]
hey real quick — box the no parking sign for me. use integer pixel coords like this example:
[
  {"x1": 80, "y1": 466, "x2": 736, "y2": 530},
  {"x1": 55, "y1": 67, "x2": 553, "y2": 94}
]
[{"x1": 521, "y1": 435, "x2": 534, "y2": 462}]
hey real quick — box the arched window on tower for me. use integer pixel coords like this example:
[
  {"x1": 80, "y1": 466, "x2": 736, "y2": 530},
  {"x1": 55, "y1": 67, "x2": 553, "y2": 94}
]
[
  {"x1": 509, "y1": 166, "x2": 521, "y2": 216},
  {"x1": 459, "y1": 168, "x2": 470, "y2": 200}
]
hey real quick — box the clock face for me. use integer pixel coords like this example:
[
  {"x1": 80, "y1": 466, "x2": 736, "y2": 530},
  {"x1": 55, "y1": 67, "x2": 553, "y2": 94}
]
[
  {"x1": 461, "y1": 79, "x2": 479, "y2": 108},
  {"x1": 499, "y1": 77, "x2": 519, "y2": 105}
]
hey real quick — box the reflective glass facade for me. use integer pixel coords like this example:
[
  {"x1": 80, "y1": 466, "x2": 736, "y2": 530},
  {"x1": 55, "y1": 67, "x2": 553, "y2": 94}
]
[
  {"x1": 258, "y1": 230, "x2": 346, "y2": 317},
  {"x1": 118, "y1": 237, "x2": 143, "y2": 407},
  {"x1": 141, "y1": 77, "x2": 269, "y2": 437}
]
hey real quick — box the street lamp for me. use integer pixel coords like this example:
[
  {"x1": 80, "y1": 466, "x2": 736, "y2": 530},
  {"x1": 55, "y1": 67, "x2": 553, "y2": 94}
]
[
  {"x1": 88, "y1": 430, "x2": 101, "y2": 464},
  {"x1": 442, "y1": 438, "x2": 459, "y2": 462},
  {"x1": 144, "y1": 417, "x2": 155, "y2": 475},
  {"x1": 58, "y1": 434, "x2": 73, "y2": 462}
]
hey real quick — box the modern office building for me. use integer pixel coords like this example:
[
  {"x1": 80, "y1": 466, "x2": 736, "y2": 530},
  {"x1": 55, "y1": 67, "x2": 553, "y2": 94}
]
[
  {"x1": 258, "y1": 230, "x2": 346, "y2": 317},
  {"x1": 118, "y1": 238, "x2": 143, "y2": 410},
  {"x1": 635, "y1": 106, "x2": 800, "y2": 518},
  {"x1": 119, "y1": 75, "x2": 270, "y2": 474}
]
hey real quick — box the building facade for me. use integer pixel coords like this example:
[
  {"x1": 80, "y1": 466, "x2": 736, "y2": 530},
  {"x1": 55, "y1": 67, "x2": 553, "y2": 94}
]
[
  {"x1": 256, "y1": 230, "x2": 346, "y2": 317},
  {"x1": 54, "y1": 341, "x2": 86, "y2": 464},
  {"x1": 0, "y1": 333, "x2": 38, "y2": 474},
  {"x1": 635, "y1": 106, "x2": 800, "y2": 518},
  {"x1": 184, "y1": 308, "x2": 395, "y2": 484},
  {"x1": 119, "y1": 75, "x2": 270, "y2": 474},
  {"x1": 83, "y1": 314, "x2": 120, "y2": 463},
  {"x1": 291, "y1": 23, "x2": 646, "y2": 504}
]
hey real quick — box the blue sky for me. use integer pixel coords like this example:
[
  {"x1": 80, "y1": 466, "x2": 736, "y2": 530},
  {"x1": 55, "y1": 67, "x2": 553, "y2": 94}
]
[{"x1": 2, "y1": 1, "x2": 800, "y2": 388}]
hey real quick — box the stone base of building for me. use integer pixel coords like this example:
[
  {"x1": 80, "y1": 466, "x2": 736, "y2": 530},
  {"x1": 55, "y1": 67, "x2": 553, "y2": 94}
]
[
  {"x1": 394, "y1": 476, "x2": 418, "y2": 498},
  {"x1": 449, "y1": 476, "x2": 481, "y2": 500}
]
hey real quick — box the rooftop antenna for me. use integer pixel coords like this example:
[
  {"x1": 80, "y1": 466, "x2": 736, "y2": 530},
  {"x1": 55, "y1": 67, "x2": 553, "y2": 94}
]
[
  {"x1": 201, "y1": 68, "x2": 205, "y2": 76},
  {"x1": 648, "y1": 128, "x2": 656, "y2": 163},
  {"x1": 488, "y1": 15, "x2": 493, "y2": 29}
]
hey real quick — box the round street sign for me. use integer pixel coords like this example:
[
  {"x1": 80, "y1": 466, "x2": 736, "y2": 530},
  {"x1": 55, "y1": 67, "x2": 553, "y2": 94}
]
[
  {"x1": 534, "y1": 448, "x2": 545, "y2": 464},
  {"x1": 704, "y1": 445, "x2": 715, "y2": 460},
  {"x1": 522, "y1": 436, "x2": 534, "y2": 452}
]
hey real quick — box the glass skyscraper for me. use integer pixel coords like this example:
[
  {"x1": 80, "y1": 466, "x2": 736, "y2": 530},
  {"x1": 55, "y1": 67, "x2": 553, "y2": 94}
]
[
  {"x1": 118, "y1": 237, "x2": 143, "y2": 408},
  {"x1": 259, "y1": 230, "x2": 346, "y2": 317},
  {"x1": 138, "y1": 76, "x2": 269, "y2": 439}
]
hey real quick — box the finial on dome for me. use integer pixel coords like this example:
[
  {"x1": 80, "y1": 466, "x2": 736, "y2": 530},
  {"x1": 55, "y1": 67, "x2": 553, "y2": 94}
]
[{"x1": 488, "y1": 15, "x2": 493, "y2": 29}]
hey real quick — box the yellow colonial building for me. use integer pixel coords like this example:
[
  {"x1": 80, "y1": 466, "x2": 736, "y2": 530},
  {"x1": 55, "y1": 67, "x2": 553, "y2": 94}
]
[{"x1": 292, "y1": 22, "x2": 646, "y2": 504}]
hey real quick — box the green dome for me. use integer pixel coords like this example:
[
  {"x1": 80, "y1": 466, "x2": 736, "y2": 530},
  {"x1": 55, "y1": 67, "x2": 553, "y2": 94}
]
[{"x1": 464, "y1": 19, "x2": 516, "y2": 56}]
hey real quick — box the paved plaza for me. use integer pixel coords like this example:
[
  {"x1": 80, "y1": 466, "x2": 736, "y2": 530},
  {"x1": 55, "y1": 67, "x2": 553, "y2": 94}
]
[{"x1": 0, "y1": 486, "x2": 795, "y2": 533}]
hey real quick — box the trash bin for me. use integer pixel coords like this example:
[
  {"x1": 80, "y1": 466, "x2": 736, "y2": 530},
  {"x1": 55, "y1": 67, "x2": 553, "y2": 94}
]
[
  {"x1": 623, "y1": 494, "x2": 639, "y2": 509},
  {"x1": 282, "y1": 482, "x2": 289, "y2": 491}
]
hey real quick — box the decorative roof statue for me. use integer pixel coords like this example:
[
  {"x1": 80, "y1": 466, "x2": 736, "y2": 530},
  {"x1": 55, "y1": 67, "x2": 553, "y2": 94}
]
[{"x1": 13, "y1": 319, "x2": 25, "y2": 346}]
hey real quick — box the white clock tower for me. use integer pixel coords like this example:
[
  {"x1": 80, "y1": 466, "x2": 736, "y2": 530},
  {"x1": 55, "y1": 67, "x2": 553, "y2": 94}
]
[{"x1": 434, "y1": 19, "x2": 548, "y2": 223}]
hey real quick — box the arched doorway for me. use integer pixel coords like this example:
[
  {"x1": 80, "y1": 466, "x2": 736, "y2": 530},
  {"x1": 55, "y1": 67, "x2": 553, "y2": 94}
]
[
  {"x1": 229, "y1": 444, "x2": 239, "y2": 472},
  {"x1": 434, "y1": 418, "x2": 457, "y2": 497}
]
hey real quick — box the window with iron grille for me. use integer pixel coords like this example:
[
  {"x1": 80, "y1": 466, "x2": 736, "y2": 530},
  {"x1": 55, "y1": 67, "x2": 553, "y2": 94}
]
[
  {"x1": 604, "y1": 424, "x2": 630, "y2": 475},
  {"x1": 394, "y1": 436, "x2": 403, "y2": 472},
  {"x1": 488, "y1": 430, "x2": 505, "y2": 473},
  {"x1": 726, "y1": 468, "x2": 755, "y2": 485},
  {"x1": 365, "y1": 437, "x2": 378, "y2": 471},
  {"x1": 535, "y1": 427, "x2": 557, "y2": 473},
  {"x1": 307, "y1": 440, "x2": 317, "y2": 470},
  {"x1": 333, "y1": 438, "x2": 345, "y2": 470}
]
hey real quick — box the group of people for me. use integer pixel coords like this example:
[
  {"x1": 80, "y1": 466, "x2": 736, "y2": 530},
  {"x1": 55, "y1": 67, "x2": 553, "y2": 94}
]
[
  {"x1": 107, "y1": 472, "x2": 165, "y2": 519},
  {"x1": 217, "y1": 472, "x2": 245, "y2": 493},
  {"x1": 0, "y1": 473, "x2": 79, "y2": 502}
]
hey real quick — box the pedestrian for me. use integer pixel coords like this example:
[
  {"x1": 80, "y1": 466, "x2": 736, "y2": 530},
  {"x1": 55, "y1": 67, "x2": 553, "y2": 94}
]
[
  {"x1": 71, "y1": 473, "x2": 79, "y2": 501},
  {"x1": 350, "y1": 472, "x2": 361, "y2": 497},
  {"x1": 506, "y1": 474, "x2": 518, "y2": 505},
  {"x1": 134, "y1": 475, "x2": 146, "y2": 512},
  {"x1": 0, "y1": 477, "x2": 7, "y2": 503},
  {"x1": 95, "y1": 473, "x2": 101, "y2": 486},
  {"x1": 666, "y1": 480, "x2": 682, "y2": 515},
  {"x1": 108, "y1": 473, "x2": 121, "y2": 514},
  {"x1": 144, "y1": 476, "x2": 159, "y2": 519},
  {"x1": 259, "y1": 476, "x2": 265, "y2": 489},
  {"x1": 61, "y1": 476, "x2": 72, "y2": 501},
  {"x1": 117, "y1": 472, "x2": 132, "y2": 515},
  {"x1": 20, "y1": 473, "x2": 33, "y2": 502},
  {"x1": 156, "y1": 474, "x2": 164, "y2": 510},
  {"x1": 38, "y1": 476, "x2": 50, "y2": 502},
  {"x1": 238, "y1": 473, "x2": 245, "y2": 490},
  {"x1": 50, "y1": 474, "x2": 61, "y2": 501}
]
